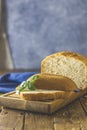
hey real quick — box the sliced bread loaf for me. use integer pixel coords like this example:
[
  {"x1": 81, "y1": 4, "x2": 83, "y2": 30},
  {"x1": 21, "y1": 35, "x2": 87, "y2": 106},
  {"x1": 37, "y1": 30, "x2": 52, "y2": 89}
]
[
  {"x1": 41, "y1": 51, "x2": 87, "y2": 90},
  {"x1": 17, "y1": 73, "x2": 78, "y2": 101},
  {"x1": 28, "y1": 73, "x2": 78, "y2": 91}
]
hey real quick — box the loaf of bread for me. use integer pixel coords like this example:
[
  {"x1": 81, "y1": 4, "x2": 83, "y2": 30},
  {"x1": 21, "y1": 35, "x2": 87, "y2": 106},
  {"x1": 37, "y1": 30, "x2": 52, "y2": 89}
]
[
  {"x1": 40, "y1": 51, "x2": 87, "y2": 107},
  {"x1": 41, "y1": 51, "x2": 87, "y2": 90},
  {"x1": 17, "y1": 51, "x2": 87, "y2": 105}
]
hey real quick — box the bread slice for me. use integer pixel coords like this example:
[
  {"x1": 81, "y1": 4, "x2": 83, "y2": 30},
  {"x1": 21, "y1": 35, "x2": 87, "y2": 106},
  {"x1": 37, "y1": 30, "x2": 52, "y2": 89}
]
[
  {"x1": 19, "y1": 89, "x2": 73, "y2": 101},
  {"x1": 17, "y1": 73, "x2": 78, "y2": 101},
  {"x1": 41, "y1": 51, "x2": 87, "y2": 90},
  {"x1": 28, "y1": 73, "x2": 78, "y2": 91}
]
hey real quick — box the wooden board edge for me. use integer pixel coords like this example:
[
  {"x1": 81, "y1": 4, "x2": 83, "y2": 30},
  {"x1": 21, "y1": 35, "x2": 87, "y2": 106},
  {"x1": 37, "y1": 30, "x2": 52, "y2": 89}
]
[{"x1": 0, "y1": 92, "x2": 56, "y2": 114}]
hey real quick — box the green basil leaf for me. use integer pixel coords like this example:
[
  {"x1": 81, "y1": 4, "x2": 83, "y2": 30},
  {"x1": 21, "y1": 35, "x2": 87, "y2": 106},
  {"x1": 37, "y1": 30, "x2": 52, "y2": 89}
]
[
  {"x1": 28, "y1": 81, "x2": 36, "y2": 90},
  {"x1": 31, "y1": 75, "x2": 39, "y2": 81},
  {"x1": 17, "y1": 79, "x2": 36, "y2": 93},
  {"x1": 18, "y1": 81, "x2": 28, "y2": 92}
]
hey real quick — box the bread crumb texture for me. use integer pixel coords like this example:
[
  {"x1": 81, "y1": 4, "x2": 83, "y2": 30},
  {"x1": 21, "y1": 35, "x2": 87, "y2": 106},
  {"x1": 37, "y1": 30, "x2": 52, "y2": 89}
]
[{"x1": 41, "y1": 51, "x2": 87, "y2": 90}]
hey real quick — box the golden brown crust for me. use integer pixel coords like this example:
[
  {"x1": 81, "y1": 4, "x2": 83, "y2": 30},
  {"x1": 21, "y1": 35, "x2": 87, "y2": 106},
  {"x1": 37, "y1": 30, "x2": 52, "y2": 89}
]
[
  {"x1": 19, "y1": 90, "x2": 73, "y2": 101},
  {"x1": 41, "y1": 51, "x2": 87, "y2": 75},
  {"x1": 42, "y1": 51, "x2": 87, "y2": 64},
  {"x1": 28, "y1": 73, "x2": 78, "y2": 91},
  {"x1": 41, "y1": 51, "x2": 87, "y2": 90},
  {"x1": 19, "y1": 88, "x2": 87, "y2": 102}
]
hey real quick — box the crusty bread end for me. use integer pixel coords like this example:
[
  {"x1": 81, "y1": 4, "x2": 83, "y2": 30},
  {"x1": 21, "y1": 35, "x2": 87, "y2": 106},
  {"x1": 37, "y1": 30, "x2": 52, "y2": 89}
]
[{"x1": 19, "y1": 90, "x2": 73, "y2": 101}]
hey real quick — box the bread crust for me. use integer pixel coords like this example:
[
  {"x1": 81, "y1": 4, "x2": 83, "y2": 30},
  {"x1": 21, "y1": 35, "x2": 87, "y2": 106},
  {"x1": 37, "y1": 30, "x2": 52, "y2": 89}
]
[
  {"x1": 28, "y1": 73, "x2": 78, "y2": 91},
  {"x1": 41, "y1": 51, "x2": 87, "y2": 79},
  {"x1": 41, "y1": 51, "x2": 87, "y2": 67},
  {"x1": 19, "y1": 90, "x2": 73, "y2": 101}
]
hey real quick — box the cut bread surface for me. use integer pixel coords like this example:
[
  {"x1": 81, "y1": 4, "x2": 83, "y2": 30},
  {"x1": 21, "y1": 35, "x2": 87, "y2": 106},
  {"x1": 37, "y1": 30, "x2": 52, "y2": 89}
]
[{"x1": 41, "y1": 51, "x2": 87, "y2": 90}]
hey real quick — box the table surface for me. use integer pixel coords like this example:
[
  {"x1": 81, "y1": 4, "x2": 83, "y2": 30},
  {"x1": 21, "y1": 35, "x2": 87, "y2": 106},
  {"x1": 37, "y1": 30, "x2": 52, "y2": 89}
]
[{"x1": 0, "y1": 70, "x2": 87, "y2": 130}]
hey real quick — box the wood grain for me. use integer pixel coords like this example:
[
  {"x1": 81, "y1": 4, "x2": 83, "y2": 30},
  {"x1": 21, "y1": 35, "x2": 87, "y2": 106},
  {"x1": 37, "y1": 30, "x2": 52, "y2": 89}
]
[
  {"x1": 0, "y1": 90, "x2": 87, "y2": 114},
  {"x1": 54, "y1": 100, "x2": 87, "y2": 130},
  {"x1": 0, "y1": 128, "x2": 13, "y2": 130},
  {"x1": 24, "y1": 113, "x2": 54, "y2": 130},
  {"x1": 0, "y1": 98, "x2": 87, "y2": 130},
  {"x1": 80, "y1": 95, "x2": 87, "y2": 114},
  {"x1": 0, "y1": 108, "x2": 24, "y2": 130},
  {"x1": 0, "y1": 92, "x2": 65, "y2": 114}
]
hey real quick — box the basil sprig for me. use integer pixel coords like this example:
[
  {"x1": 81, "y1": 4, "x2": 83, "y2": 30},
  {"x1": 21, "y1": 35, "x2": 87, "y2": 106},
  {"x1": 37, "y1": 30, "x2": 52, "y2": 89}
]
[
  {"x1": 31, "y1": 75, "x2": 39, "y2": 81},
  {"x1": 16, "y1": 81, "x2": 27, "y2": 94},
  {"x1": 16, "y1": 75, "x2": 39, "y2": 93}
]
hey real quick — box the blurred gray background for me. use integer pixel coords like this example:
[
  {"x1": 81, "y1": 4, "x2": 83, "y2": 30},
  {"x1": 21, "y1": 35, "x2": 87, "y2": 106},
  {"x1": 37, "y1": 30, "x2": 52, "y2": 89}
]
[{"x1": 2, "y1": 0, "x2": 87, "y2": 69}]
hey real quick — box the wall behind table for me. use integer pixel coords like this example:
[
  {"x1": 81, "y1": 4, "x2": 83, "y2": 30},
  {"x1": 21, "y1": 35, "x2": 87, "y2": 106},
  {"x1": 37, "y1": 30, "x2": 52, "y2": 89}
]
[{"x1": 6, "y1": 0, "x2": 87, "y2": 69}]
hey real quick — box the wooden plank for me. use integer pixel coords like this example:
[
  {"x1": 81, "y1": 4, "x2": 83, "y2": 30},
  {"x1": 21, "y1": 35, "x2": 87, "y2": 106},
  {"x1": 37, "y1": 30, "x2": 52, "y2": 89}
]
[
  {"x1": 0, "y1": 99, "x2": 86, "y2": 130},
  {"x1": 80, "y1": 94, "x2": 87, "y2": 113},
  {"x1": 0, "y1": 126, "x2": 15, "y2": 130},
  {"x1": 0, "y1": 92, "x2": 64, "y2": 114},
  {"x1": 0, "y1": 107, "x2": 24, "y2": 130},
  {"x1": 0, "y1": 95, "x2": 52, "y2": 114},
  {"x1": 0, "y1": 127, "x2": 13, "y2": 130},
  {"x1": 54, "y1": 99, "x2": 87, "y2": 130},
  {"x1": 24, "y1": 112, "x2": 54, "y2": 130},
  {"x1": 24, "y1": 98, "x2": 87, "y2": 130},
  {"x1": 0, "y1": 90, "x2": 87, "y2": 114}
]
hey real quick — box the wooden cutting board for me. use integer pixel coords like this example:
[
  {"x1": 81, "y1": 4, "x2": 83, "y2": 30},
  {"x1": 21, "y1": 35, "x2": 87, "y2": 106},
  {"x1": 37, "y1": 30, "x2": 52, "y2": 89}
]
[
  {"x1": 0, "y1": 91, "x2": 65, "y2": 114},
  {"x1": 0, "y1": 90, "x2": 87, "y2": 114}
]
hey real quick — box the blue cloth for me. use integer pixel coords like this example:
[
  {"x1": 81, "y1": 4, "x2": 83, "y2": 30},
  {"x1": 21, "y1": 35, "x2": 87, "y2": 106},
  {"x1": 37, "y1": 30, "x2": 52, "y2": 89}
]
[{"x1": 0, "y1": 72, "x2": 38, "y2": 93}]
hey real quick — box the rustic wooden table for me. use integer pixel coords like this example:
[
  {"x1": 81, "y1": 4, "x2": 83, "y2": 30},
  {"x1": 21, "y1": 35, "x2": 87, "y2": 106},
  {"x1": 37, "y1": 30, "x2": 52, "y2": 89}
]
[{"x1": 0, "y1": 70, "x2": 87, "y2": 130}]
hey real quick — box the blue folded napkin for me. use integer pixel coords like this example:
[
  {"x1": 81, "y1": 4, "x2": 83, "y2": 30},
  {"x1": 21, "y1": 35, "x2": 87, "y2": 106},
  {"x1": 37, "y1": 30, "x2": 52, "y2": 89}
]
[{"x1": 0, "y1": 72, "x2": 38, "y2": 93}]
